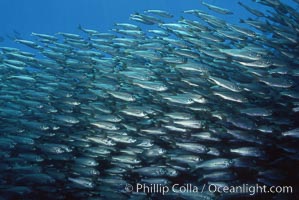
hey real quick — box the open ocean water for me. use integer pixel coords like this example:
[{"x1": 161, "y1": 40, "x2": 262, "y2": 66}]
[{"x1": 0, "y1": 0, "x2": 298, "y2": 199}]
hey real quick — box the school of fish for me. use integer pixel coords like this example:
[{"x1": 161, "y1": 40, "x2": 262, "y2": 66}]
[{"x1": 0, "y1": 0, "x2": 298, "y2": 199}]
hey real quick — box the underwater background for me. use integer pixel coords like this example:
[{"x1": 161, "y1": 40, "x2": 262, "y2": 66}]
[
  {"x1": 0, "y1": 0, "x2": 299, "y2": 199},
  {"x1": 0, "y1": 0, "x2": 272, "y2": 46}
]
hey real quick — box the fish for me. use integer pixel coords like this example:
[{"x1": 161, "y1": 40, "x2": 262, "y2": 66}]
[
  {"x1": 213, "y1": 91, "x2": 248, "y2": 103},
  {"x1": 282, "y1": 128, "x2": 299, "y2": 138},
  {"x1": 229, "y1": 147, "x2": 266, "y2": 157},
  {"x1": 238, "y1": 1, "x2": 265, "y2": 17},
  {"x1": 202, "y1": 1, "x2": 233, "y2": 15},
  {"x1": 0, "y1": 0, "x2": 298, "y2": 199},
  {"x1": 195, "y1": 158, "x2": 233, "y2": 170},
  {"x1": 68, "y1": 177, "x2": 94, "y2": 188},
  {"x1": 132, "y1": 166, "x2": 167, "y2": 177},
  {"x1": 144, "y1": 9, "x2": 174, "y2": 18},
  {"x1": 208, "y1": 75, "x2": 242, "y2": 92}
]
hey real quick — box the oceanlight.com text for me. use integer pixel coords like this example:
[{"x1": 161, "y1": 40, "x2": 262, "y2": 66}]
[{"x1": 125, "y1": 183, "x2": 293, "y2": 196}]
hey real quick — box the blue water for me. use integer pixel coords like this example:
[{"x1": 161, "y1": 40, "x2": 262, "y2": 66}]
[{"x1": 1, "y1": 0, "x2": 288, "y2": 47}]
